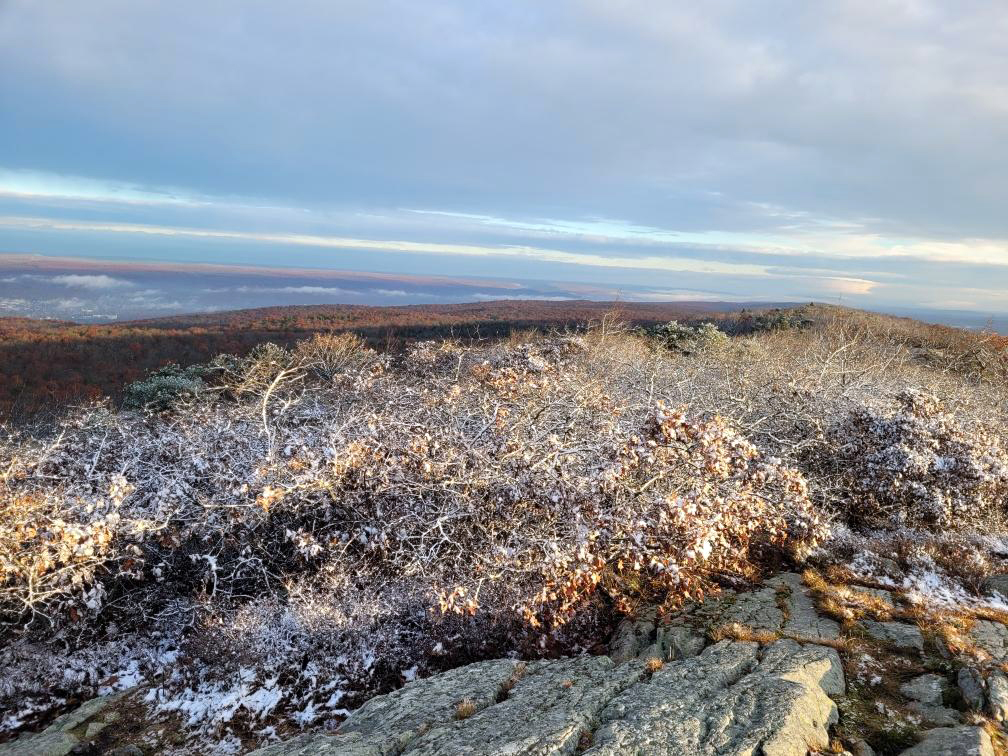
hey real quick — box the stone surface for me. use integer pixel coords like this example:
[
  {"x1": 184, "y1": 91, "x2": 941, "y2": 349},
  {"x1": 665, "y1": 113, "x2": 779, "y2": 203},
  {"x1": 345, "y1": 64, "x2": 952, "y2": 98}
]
[
  {"x1": 658, "y1": 624, "x2": 707, "y2": 660},
  {"x1": 609, "y1": 608, "x2": 658, "y2": 664},
  {"x1": 45, "y1": 696, "x2": 112, "y2": 733},
  {"x1": 862, "y1": 620, "x2": 924, "y2": 651},
  {"x1": 907, "y1": 702, "x2": 960, "y2": 726},
  {"x1": 850, "y1": 738, "x2": 876, "y2": 756},
  {"x1": 721, "y1": 585, "x2": 785, "y2": 632},
  {"x1": 901, "y1": 673, "x2": 947, "y2": 706},
  {"x1": 0, "y1": 693, "x2": 125, "y2": 756},
  {"x1": 404, "y1": 656, "x2": 645, "y2": 755},
  {"x1": 337, "y1": 658, "x2": 522, "y2": 753},
  {"x1": 589, "y1": 639, "x2": 843, "y2": 755},
  {"x1": 0, "y1": 731, "x2": 78, "y2": 756},
  {"x1": 958, "y1": 667, "x2": 986, "y2": 711},
  {"x1": 899, "y1": 726, "x2": 994, "y2": 756},
  {"x1": 970, "y1": 620, "x2": 1008, "y2": 661},
  {"x1": 768, "y1": 573, "x2": 841, "y2": 641},
  {"x1": 84, "y1": 721, "x2": 108, "y2": 738},
  {"x1": 982, "y1": 574, "x2": 1008, "y2": 598},
  {"x1": 987, "y1": 672, "x2": 1008, "y2": 721},
  {"x1": 250, "y1": 732, "x2": 380, "y2": 756},
  {"x1": 252, "y1": 638, "x2": 845, "y2": 756}
]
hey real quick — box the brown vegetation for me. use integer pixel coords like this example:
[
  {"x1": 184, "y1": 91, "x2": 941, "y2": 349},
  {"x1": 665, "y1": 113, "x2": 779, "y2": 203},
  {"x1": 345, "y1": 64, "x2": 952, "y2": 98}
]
[
  {"x1": 0, "y1": 300, "x2": 760, "y2": 421},
  {"x1": 1, "y1": 302, "x2": 1007, "y2": 747}
]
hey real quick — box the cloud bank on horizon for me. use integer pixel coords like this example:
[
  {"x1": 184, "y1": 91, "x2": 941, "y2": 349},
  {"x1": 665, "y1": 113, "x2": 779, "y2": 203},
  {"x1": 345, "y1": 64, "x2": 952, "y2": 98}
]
[{"x1": 0, "y1": 0, "x2": 1006, "y2": 314}]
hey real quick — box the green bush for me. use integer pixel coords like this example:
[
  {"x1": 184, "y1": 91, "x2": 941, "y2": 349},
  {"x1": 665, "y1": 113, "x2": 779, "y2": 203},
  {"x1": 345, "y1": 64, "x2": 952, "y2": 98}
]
[
  {"x1": 122, "y1": 363, "x2": 208, "y2": 411},
  {"x1": 748, "y1": 308, "x2": 814, "y2": 334},
  {"x1": 646, "y1": 320, "x2": 729, "y2": 353}
]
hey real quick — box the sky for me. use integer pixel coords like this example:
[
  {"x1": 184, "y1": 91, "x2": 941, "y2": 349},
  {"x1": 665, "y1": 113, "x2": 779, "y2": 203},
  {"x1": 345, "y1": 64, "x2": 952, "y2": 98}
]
[{"x1": 1, "y1": 0, "x2": 1007, "y2": 317}]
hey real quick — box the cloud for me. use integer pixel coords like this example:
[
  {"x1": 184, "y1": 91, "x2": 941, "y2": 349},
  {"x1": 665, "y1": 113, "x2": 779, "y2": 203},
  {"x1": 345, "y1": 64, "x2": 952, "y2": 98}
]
[
  {"x1": 235, "y1": 285, "x2": 358, "y2": 296},
  {"x1": 49, "y1": 274, "x2": 134, "y2": 289},
  {"x1": 1, "y1": 2, "x2": 1007, "y2": 313},
  {"x1": 471, "y1": 293, "x2": 575, "y2": 302},
  {"x1": 373, "y1": 289, "x2": 410, "y2": 297},
  {"x1": 0, "y1": 272, "x2": 136, "y2": 288},
  {"x1": 0, "y1": 216, "x2": 782, "y2": 278}
]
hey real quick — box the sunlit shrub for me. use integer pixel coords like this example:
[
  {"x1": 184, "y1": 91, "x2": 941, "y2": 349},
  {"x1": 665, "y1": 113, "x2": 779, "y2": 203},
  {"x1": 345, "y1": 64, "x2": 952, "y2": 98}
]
[{"x1": 0, "y1": 331, "x2": 825, "y2": 714}]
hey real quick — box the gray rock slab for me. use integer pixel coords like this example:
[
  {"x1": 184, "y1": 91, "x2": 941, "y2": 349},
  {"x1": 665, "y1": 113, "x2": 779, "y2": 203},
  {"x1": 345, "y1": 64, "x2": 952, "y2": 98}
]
[
  {"x1": 982, "y1": 574, "x2": 1008, "y2": 598},
  {"x1": 338, "y1": 658, "x2": 521, "y2": 753},
  {"x1": 587, "y1": 639, "x2": 844, "y2": 755},
  {"x1": 908, "y1": 702, "x2": 960, "y2": 727},
  {"x1": 767, "y1": 572, "x2": 841, "y2": 641},
  {"x1": 901, "y1": 673, "x2": 948, "y2": 706},
  {"x1": 258, "y1": 655, "x2": 648, "y2": 756},
  {"x1": 970, "y1": 620, "x2": 1008, "y2": 661},
  {"x1": 40, "y1": 695, "x2": 116, "y2": 735},
  {"x1": 721, "y1": 585, "x2": 785, "y2": 632},
  {"x1": 402, "y1": 655, "x2": 645, "y2": 755},
  {"x1": 609, "y1": 608, "x2": 657, "y2": 664},
  {"x1": 250, "y1": 732, "x2": 383, "y2": 756},
  {"x1": 252, "y1": 636, "x2": 846, "y2": 756},
  {"x1": 0, "y1": 731, "x2": 78, "y2": 756},
  {"x1": 658, "y1": 624, "x2": 707, "y2": 660},
  {"x1": 958, "y1": 666, "x2": 986, "y2": 711},
  {"x1": 84, "y1": 721, "x2": 108, "y2": 739},
  {"x1": 987, "y1": 672, "x2": 1008, "y2": 721},
  {"x1": 0, "y1": 692, "x2": 125, "y2": 756},
  {"x1": 862, "y1": 620, "x2": 924, "y2": 651},
  {"x1": 899, "y1": 726, "x2": 994, "y2": 756}
]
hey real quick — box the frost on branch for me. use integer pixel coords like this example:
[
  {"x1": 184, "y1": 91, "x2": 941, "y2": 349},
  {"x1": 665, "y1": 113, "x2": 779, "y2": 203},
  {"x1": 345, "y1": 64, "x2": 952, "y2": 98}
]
[
  {"x1": 821, "y1": 389, "x2": 1008, "y2": 530},
  {"x1": 0, "y1": 330, "x2": 827, "y2": 741}
]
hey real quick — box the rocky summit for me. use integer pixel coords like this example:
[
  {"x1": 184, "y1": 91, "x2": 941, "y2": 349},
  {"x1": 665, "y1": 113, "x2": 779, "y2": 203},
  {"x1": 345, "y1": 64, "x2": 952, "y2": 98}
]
[{"x1": 5, "y1": 571, "x2": 1006, "y2": 755}]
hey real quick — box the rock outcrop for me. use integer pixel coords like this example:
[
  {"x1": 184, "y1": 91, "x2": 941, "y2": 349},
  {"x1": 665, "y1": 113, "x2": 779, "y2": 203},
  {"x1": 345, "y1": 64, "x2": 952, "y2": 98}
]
[
  {"x1": 251, "y1": 639, "x2": 843, "y2": 756},
  {"x1": 899, "y1": 726, "x2": 994, "y2": 756},
  {"x1": 0, "y1": 692, "x2": 127, "y2": 756},
  {"x1": 7, "y1": 571, "x2": 1008, "y2": 755}
]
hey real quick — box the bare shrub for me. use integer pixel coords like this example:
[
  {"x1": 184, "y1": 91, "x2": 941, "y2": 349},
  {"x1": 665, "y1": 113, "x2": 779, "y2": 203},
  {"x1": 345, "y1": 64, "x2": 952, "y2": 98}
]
[
  {"x1": 293, "y1": 332, "x2": 371, "y2": 381},
  {"x1": 819, "y1": 389, "x2": 1008, "y2": 530},
  {"x1": 10, "y1": 306, "x2": 1005, "y2": 747},
  {"x1": 0, "y1": 328, "x2": 827, "y2": 740}
]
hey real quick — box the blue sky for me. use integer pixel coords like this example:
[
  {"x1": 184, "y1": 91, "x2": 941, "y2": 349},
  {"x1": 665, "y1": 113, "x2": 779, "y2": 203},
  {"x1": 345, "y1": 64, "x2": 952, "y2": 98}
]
[{"x1": 1, "y1": 1, "x2": 1007, "y2": 314}]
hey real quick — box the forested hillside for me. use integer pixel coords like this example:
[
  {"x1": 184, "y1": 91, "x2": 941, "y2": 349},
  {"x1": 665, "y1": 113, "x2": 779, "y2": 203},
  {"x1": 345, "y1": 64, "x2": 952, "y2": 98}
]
[{"x1": 0, "y1": 300, "x2": 768, "y2": 420}]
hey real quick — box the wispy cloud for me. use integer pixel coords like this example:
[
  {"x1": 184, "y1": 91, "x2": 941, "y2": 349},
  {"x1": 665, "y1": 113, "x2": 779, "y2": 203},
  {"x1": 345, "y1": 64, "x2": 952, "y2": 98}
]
[
  {"x1": 50, "y1": 274, "x2": 134, "y2": 289},
  {"x1": 1, "y1": 1, "x2": 1007, "y2": 315},
  {"x1": 234, "y1": 285, "x2": 358, "y2": 296},
  {"x1": 0, "y1": 215, "x2": 776, "y2": 276},
  {"x1": 1, "y1": 272, "x2": 136, "y2": 289}
]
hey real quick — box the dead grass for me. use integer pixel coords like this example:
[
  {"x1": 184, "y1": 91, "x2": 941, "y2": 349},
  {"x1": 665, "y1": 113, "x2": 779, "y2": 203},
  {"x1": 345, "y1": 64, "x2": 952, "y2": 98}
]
[
  {"x1": 496, "y1": 661, "x2": 527, "y2": 702},
  {"x1": 709, "y1": 622, "x2": 779, "y2": 645},
  {"x1": 981, "y1": 719, "x2": 1008, "y2": 756},
  {"x1": 644, "y1": 657, "x2": 665, "y2": 672},
  {"x1": 710, "y1": 619, "x2": 856, "y2": 652},
  {"x1": 454, "y1": 698, "x2": 477, "y2": 720}
]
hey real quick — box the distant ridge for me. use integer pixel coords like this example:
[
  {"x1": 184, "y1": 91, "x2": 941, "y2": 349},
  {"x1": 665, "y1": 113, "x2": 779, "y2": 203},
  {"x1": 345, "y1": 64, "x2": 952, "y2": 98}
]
[{"x1": 0, "y1": 300, "x2": 788, "y2": 420}]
